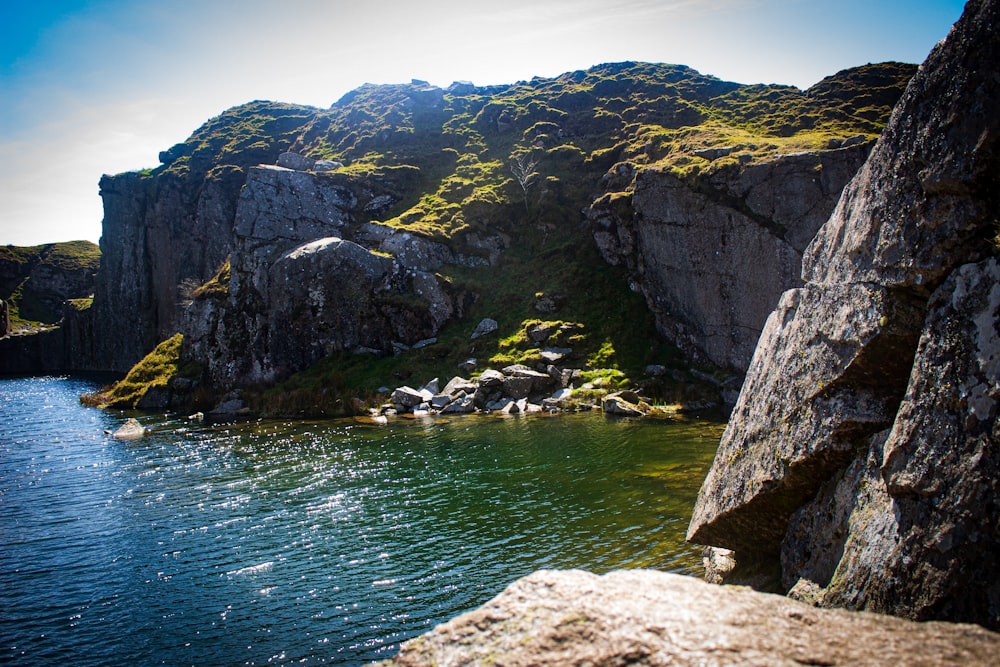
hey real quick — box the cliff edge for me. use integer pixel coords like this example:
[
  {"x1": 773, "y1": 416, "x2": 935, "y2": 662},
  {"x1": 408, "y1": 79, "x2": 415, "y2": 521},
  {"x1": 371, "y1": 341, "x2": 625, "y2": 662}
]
[{"x1": 688, "y1": 0, "x2": 1000, "y2": 628}]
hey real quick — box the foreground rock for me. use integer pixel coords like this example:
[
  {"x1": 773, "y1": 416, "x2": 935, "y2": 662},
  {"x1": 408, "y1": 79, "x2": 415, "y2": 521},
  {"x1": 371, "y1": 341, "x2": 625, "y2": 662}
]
[
  {"x1": 378, "y1": 569, "x2": 1000, "y2": 666},
  {"x1": 688, "y1": 0, "x2": 1000, "y2": 629}
]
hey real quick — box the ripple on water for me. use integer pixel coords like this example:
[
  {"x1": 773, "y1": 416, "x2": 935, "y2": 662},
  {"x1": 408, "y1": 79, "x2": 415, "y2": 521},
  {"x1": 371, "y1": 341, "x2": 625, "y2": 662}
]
[{"x1": 1, "y1": 377, "x2": 721, "y2": 665}]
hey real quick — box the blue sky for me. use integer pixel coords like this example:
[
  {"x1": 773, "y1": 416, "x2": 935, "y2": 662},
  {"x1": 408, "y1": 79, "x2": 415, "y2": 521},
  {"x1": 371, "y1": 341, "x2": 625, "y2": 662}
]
[{"x1": 0, "y1": 0, "x2": 967, "y2": 246}]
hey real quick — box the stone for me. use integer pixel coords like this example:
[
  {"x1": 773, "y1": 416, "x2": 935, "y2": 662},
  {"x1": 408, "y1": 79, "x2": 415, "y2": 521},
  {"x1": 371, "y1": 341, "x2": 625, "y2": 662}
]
[
  {"x1": 378, "y1": 569, "x2": 1000, "y2": 666},
  {"x1": 313, "y1": 159, "x2": 343, "y2": 171},
  {"x1": 470, "y1": 318, "x2": 498, "y2": 339},
  {"x1": 458, "y1": 358, "x2": 477, "y2": 373},
  {"x1": 539, "y1": 347, "x2": 572, "y2": 364},
  {"x1": 276, "y1": 151, "x2": 316, "y2": 171},
  {"x1": 441, "y1": 376, "x2": 477, "y2": 396},
  {"x1": 602, "y1": 392, "x2": 646, "y2": 417},
  {"x1": 502, "y1": 375, "x2": 534, "y2": 400},
  {"x1": 477, "y1": 368, "x2": 505, "y2": 388},
  {"x1": 111, "y1": 417, "x2": 146, "y2": 439},
  {"x1": 688, "y1": 0, "x2": 1000, "y2": 629},
  {"x1": 526, "y1": 321, "x2": 558, "y2": 343},
  {"x1": 391, "y1": 386, "x2": 426, "y2": 408},
  {"x1": 440, "y1": 395, "x2": 475, "y2": 414}
]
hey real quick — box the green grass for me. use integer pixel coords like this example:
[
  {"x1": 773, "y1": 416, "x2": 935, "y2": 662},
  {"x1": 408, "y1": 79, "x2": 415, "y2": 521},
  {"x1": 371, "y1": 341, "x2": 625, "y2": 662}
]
[{"x1": 84, "y1": 333, "x2": 202, "y2": 409}]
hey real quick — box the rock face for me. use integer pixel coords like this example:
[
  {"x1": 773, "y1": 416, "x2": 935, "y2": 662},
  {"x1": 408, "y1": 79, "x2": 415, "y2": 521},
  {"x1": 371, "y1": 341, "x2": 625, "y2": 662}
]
[
  {"x1": 90, "y1": 102, "x2": 316, "y2": 373},
  {"x1": 184, "y1": 166, "x2": 454, "y2": 387},
  {"x1": 590, "y1": 145, "x2": 871, "y2": 372},
  {"x1": 688, "y1": 0, "x2": 1000, "y2": 629},
  {"x1": 380, "y1": 569, "x2": 1000, "y2": 666}
]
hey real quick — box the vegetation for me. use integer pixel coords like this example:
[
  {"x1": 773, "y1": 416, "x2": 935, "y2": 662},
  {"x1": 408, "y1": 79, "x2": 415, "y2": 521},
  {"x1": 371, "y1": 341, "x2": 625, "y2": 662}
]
[
  {"x1": 0, "y1": 240, "x2": 100, "y2": 331},
  {"x1": 81, "y1": 333, "x2": 202, "y2": 409},
  {"x1": 122, "y1": 61, "x2": 914, "y2": 417}
]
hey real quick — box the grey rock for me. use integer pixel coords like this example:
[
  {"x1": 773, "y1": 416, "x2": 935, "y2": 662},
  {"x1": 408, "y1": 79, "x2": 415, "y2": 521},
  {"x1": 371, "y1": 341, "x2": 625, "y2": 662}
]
[
  {"x1": 111, "y1": 417, "x2": 146, "y2": 439},
  {"x1": 539, "y1": 347, "x2": 572, "y2": 364},
  {"x1": 392, "y1": 386, "x2": 429, "y2": 408},
  {"x1": 440, "y1": 395, "x2": 475, "y2": 414},
  {"x1": 602, "y1": 392, "x2": 646, "y2": 417},
  {"x1": 276, "y1": 152, "x2": 316, "y2": 171},
  {"x1": 313, "y1": 159, "x2": 343, "y2": 171},
  {"x1": 470, "y1": 317, "x2": 498, "y2": 339},
  {"x1": 502, "y1": 375, "x2": 534, "y2": 400},
  {"x1": 590, "y1": 143, "x2": 871, "y2": 372},
  {"x1": 477, "y1": 368, "x2": 505, "y2": 388},
  {"x1": 442, "y1": 376, "x2": 477, "y2": 396},
  {"x1": 689, "y1": 0, "x2": 1000, "y2": 629},
  {"x1": 430, "y1": 394, "x2": 451, "y2": 409},
  {"x1": 379, "y1": 569, "x2": 1000, "y2": 667}
]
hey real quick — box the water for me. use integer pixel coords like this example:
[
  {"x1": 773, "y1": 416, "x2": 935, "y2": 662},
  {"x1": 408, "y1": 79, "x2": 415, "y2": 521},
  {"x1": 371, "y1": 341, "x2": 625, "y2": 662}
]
[{"x1": 0, "y1": 375, "x2": 722, "y2": 666}]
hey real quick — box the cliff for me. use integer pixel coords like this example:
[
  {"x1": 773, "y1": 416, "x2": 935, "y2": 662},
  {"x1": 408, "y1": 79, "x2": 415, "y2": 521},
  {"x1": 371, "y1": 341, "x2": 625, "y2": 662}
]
[
  {"x1": 0, "y1": 241, "x2": 101, "y2": 374},
  {"x1": 688, "y1": 0, "x2": 1000, "y2": 629},
  {"x1": 84, "y1": 61, "x2": 912, "y2": 412},
  {"x1": 91, "y1": 102, "x2": 316, "y2": 372}
]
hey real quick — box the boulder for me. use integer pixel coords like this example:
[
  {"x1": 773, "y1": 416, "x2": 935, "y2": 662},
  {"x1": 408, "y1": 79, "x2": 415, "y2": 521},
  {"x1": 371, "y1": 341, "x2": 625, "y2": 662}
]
[
  {"x1": 276, "y1": 152, "x2": 316, "y2": 171},
  {"x1": 602, "y1": 392, "x2": 646, "y2": 417},
  {"x1": 379, "y1": 569, "x2": 1000, "y2": 666},
  {"x1": 688, "y1": 0, "x2": 1000, "y2": 629},
  {"x1": 392, "y1": 386, "x2": 430, "y2": 408},
  {"x1": 470, "y1": 317, "x2": 498, "y2": 339},
  {"x1": 313, "y1": 159, "x2": 343, "y2": 171},
  {"x1": 442, "y1": 376, "x2": 477, "y2": 396},
  {"x1": 111, "y1": 417, "x2": 146, "y2": 439},
  {"x1": 502, "y1": 375, "x2": 534, "y2": 400}
]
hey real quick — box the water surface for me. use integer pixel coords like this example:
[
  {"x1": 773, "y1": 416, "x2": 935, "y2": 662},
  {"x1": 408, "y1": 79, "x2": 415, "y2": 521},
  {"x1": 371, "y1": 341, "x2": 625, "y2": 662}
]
[{"x1": 0, "y1": 375, "x2": 721, "y2": 665}]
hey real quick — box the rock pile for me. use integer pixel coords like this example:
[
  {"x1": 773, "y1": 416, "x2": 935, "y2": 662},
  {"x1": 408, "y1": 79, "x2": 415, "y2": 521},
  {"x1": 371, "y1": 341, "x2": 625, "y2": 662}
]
[{"x1": 379, "y1": 365, "x2": 652, "y2": 418}]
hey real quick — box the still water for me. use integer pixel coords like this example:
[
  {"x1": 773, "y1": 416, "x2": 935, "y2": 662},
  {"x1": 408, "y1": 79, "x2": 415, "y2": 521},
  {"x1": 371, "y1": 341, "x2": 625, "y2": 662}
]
[{"x1": 0, "y1": 375, "x2": 722, "y2": 666}]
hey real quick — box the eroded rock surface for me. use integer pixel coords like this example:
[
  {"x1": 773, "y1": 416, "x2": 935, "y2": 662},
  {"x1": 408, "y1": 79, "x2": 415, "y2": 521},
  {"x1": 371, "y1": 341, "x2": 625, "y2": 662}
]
[
  {"x1": 184, "y1": 166, "x2": 453, "y2": 387},
  {"x1": 378, "y1": 569, "x2": 1000, "y2": 666},
  {"x1": 590, "y1": 144, "x2": 871, "y2": 372},
  {"x1": 688, "y1": 0, "x2": 1000, "y2": 628}
]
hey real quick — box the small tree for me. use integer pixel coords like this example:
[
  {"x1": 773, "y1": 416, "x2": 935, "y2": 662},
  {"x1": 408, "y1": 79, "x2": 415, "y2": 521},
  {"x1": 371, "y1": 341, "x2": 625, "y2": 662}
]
[{"x1": 509, "y1": 152, "x2": 539, "y2": 214}]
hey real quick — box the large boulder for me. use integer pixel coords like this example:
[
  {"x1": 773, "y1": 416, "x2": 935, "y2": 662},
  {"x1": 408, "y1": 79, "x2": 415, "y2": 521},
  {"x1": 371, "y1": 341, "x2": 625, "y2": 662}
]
[
  {"x1": 688, "y1": 0, "x2": 1000, "y2": 629},
  {"x1": 379, "y1": 569, "x2": 1000, "y2": 666}
]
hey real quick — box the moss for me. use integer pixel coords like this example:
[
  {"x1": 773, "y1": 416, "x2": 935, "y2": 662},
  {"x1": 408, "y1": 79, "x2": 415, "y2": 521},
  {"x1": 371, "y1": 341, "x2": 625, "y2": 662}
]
[{"x1": 89, "y1": 334, "x2": 202, "y2": 409}]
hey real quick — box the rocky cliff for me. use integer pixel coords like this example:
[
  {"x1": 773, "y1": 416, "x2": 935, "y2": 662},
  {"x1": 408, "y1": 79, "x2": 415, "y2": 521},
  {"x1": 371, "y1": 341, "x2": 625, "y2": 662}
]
[
  {"x1": 590, "y1": 141, "x2": 872, "y2": 374},
  {"x1": 82, "y1": 61, "x2": 912, "y2": 412},
  {"x1": 0, "y1": 241, "x2": 101, "y2": 374},
  {"x1": 184, "y1": 163, "x2": 456, "y2": 388},
  {"x1": 688, "y1": 0, "x2": 1000, "y2": 630},
  {"x1": 90, "y1": 102, "x2": 316, "y2": 372}
]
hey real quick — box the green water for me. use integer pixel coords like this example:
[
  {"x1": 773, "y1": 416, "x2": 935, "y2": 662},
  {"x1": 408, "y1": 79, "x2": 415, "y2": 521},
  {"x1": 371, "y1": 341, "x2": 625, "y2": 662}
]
[{"x1": 0, "y1": 376, "x2": 722, "y2": 665}]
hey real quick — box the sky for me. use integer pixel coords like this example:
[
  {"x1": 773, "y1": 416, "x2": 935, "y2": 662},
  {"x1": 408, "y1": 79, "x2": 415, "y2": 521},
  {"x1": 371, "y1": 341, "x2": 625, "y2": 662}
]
[{"x1": 0, "y1": 0, "x2": 967, "y2": 247}]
